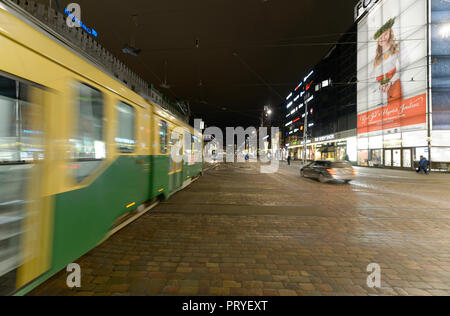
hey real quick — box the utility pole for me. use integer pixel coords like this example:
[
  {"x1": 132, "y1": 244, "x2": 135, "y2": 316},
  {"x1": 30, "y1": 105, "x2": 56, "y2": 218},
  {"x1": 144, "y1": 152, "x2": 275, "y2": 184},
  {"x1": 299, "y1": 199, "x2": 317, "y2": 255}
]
[
  {"x1": 302, "y1": 101, "x2": 308, "y2": 164},
  {"x1": 426, "y1": 0, "x2": 432, "y2": 167}
]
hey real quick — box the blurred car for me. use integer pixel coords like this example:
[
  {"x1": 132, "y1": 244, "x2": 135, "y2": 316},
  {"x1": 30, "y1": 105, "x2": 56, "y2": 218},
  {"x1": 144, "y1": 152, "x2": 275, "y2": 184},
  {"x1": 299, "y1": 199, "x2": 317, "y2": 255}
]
[{"x1": 300, "y1": 161, "x2": 357, "y2": 183}]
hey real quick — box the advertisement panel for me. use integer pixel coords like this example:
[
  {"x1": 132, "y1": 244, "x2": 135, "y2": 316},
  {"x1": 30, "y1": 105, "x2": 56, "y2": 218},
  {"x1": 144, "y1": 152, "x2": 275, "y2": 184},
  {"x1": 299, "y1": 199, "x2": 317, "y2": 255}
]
[
  {"x1": 431, "y1": 0, "x2": 450, "y2": 130},
  {"x1": 357, "y1": 0, "x2": 428, "y2": 137}
]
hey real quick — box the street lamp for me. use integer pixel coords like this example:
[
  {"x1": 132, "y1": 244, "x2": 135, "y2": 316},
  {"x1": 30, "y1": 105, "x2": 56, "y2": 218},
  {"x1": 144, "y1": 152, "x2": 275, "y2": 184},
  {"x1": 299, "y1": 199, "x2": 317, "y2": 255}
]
[{"x1": 261, "y1": 106, "x2": 271, "y2": 127}]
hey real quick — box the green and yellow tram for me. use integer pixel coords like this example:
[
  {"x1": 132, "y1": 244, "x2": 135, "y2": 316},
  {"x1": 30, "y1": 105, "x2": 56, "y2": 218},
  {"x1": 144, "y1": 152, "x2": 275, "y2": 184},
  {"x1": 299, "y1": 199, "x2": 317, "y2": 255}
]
[{"x1": 0, "y1": 0, "x2": 202, "y2": 295}]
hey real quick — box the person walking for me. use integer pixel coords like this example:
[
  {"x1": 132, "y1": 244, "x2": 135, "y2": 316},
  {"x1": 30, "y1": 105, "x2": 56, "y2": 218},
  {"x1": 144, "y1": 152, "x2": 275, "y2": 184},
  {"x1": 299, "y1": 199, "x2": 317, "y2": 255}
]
[
  {"x1": 417, "y1": 156, "x2": 430, "y2": 174},
  {"x1": 287, "y1": 155, "x2": 291, "y2": 166}
]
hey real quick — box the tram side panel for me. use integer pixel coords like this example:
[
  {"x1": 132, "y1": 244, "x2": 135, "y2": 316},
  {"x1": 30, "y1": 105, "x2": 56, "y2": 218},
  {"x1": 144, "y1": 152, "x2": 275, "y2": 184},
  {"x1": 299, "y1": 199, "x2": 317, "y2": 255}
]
[
  {"x1": 150, "y1": 114, "x2": 170, "y2": 200},
  {"x1": 0, "y1": 7, "x2": 153, "y2": 294},
  {"x1": 51, "y1": 89, "x2": 152, "y2": 279}
]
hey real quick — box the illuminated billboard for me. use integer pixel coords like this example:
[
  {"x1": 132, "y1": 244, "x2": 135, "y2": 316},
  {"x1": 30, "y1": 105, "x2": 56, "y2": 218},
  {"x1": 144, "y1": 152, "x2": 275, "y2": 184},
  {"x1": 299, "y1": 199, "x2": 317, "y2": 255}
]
[{"x1": 356, "y1": 0, "x2": 428, "y2": 136}]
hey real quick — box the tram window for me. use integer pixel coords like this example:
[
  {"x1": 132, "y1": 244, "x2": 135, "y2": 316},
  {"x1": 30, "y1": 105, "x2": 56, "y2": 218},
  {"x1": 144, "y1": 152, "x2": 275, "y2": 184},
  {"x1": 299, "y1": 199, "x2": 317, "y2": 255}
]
[
  {"x1": 159, "y1": 120, "x2": 168, "y2": 154},
  {"x1": 169, "y1": 131, "x2": 181, "y2": 172},
  {"x1": 168, "y1": 130, "x2": 173, "y2": 172},
  {"x1": 72, "y1": 83, "x2": 105, "y2": 183},
  {"x1": 183, "y1": 132, "x2": 190, "y2": 162},
  {"x1": 0, "y1": 75, "x2": 44, "y2": 164},
  {"x1": 116, "y1": 101, "x2": 136, "y2": 153},
  {"x1": 177, "y1": 133, "x2": 183, "y2": 170},
  {"x1": 0, "y1": 74, "x2": 44, "y2": 293},
  {"x1": 191, "y1": 135, "x2": 196, "y2": 163}
]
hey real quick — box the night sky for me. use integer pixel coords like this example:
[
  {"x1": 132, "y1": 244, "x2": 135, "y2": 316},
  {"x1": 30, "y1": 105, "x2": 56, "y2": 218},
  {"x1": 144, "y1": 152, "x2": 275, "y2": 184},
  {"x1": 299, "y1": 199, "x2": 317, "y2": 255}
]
[{"x1": 42, "y1": 0, "x2": 358, "y2": 129}]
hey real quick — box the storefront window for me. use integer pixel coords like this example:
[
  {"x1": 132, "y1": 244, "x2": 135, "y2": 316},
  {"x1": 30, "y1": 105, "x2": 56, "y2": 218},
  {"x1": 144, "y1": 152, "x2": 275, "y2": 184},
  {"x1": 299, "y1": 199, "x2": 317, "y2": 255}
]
[
  {"x1": 431, "y1": 148, "x2": 450, "y2": 171},
  {"x1": 358, "y1": 150, "x2": 369, "y2": 166},
  {"x1": 369, "y1": 149, "x2": 382, "y2": 167},
  {"x1": 403, "y1": 149, "x2": 412, "y2": 168},
  {"x1": 336, "y1": 146, "x2": 347, "y2": 161}
]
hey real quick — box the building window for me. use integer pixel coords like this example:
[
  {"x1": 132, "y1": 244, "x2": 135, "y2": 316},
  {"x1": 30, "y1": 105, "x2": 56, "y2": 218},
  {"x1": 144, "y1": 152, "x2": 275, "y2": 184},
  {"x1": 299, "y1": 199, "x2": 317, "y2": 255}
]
[
  {"x1": 72, "y1": 83, "x2": 105, "y2": 182},
  {"x1": 116, "y1": 101, "x2": 136, "y2": 153},
  {"x1": 159, "y1": 120, "x2": 168, "y2": 154}
]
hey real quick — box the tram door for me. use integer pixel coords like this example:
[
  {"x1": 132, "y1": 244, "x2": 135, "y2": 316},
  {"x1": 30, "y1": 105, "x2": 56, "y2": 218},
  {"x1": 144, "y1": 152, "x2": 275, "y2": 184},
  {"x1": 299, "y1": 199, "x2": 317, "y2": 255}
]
[
  {"x1": 168, "y1": 131, "x2": 183, "y2": 193},
  {"x1": 175, "y1": 134, "x2": 183, "y2": 188},
  {"x1": 0, "y1": 75, "x2": 51, "y2": 294}
]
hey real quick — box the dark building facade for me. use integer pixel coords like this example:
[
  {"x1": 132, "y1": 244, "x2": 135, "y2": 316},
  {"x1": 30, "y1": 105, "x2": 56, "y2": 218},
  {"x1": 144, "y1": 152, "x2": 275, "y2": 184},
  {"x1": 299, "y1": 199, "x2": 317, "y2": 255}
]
[{"x1": 282, "y1": 24, "x2": 358, "y2": 162}]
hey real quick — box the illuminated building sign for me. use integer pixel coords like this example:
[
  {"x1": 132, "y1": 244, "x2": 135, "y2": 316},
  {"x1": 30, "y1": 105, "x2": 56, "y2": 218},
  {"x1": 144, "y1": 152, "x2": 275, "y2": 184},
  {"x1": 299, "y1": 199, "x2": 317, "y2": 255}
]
[
  {"x1": 354, "y1": 0, "x2": 381, "y2": 21},
  {"x1": 295, "y1": 82, "x2": 303, "y2": 91},
  {"x1": 304, "y1": 70, "x2": 314, "y2": 82},
  {"x1": 314, "y1": 134, "x2": 335, "y2": 142},
  {"x1": 64, "y1": 8, "x2": 98, "y2": 37}
]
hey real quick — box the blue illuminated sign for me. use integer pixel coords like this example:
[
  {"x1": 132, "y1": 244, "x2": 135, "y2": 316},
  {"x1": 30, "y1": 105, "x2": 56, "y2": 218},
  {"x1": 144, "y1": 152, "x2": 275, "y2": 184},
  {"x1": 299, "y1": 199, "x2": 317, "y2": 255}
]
[{"x1": 64, "y1": 8, "x2": 98, "y2": 38}]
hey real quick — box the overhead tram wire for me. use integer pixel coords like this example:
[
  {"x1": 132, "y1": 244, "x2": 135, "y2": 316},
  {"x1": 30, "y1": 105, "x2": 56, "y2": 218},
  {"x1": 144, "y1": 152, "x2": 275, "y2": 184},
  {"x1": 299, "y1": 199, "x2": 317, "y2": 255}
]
[
  {"x1": 115, "y1": 40, "x2": 264, "y2": 121},
  {"x1": 118, "y1": 0, "x2": 427, "y2": 55},
  {"x1": 127, "y1": 37, "x2": 427, "y2": 53},
  {"x1": 232, "y1": 52, "x2": 283, "y2": 101},
  {"x1": 118, "y1": 0, "x2": 427, "y2": 54},
  {"x1": 154, "y1": 62, "x2": 429, "y2": 90},
  {"x1": 106, "y1": 25, "x2": 184, "y2": 102}
]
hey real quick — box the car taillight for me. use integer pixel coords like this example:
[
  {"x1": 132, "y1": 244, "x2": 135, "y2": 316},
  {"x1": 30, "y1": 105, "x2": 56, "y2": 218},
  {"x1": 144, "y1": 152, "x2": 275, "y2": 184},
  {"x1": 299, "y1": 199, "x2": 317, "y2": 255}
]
[{"x1": 327, "y1": 169, "x2": 336, "y2": 175}]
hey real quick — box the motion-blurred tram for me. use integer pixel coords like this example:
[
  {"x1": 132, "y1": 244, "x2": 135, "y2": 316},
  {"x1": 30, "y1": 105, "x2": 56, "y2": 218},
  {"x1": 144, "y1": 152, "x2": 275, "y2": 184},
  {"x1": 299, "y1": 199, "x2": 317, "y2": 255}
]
[{"x1": 0, "y1": 0, "x2": 203, "y2": 295}]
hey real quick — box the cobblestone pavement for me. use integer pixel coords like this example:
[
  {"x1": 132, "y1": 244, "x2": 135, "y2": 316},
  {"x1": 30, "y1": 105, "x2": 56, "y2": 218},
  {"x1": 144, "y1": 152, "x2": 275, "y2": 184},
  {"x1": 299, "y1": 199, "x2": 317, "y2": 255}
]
[{"x1": 30, "y1": 163, "x2": 450, "y2": 296}]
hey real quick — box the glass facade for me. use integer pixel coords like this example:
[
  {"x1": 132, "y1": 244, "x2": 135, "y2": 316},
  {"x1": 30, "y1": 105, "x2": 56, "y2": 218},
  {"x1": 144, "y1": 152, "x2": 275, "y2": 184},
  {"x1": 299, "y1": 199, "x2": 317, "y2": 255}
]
[
  {"x1": 283, "y1": 25, "x2": 357, "y2": 161},
  {"x1": 355, "y1": 0, "x2": 450, "y2": 171},
  {"x1": 356, "y1": 0, "x2": 429, "y2": 169},
  {"x1": 430, "y1": 0, "x2": 450, "y2": 171}
]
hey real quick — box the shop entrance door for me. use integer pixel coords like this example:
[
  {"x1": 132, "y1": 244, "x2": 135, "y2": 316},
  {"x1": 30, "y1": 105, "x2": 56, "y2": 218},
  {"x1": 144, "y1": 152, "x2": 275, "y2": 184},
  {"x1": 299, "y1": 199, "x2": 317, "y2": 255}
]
[
  {"x1": 385, "y1": 148, "x2": 414, "y2": 169},
  {"x1": 393, "y1": 149, "x2": 402, "y2": 167},
  {"x1": 385, "y1": 150, "x2": 392, "y2": 167},
  {"x1": 403, "y1": 149, "x2": 412, "y2": 168}
]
